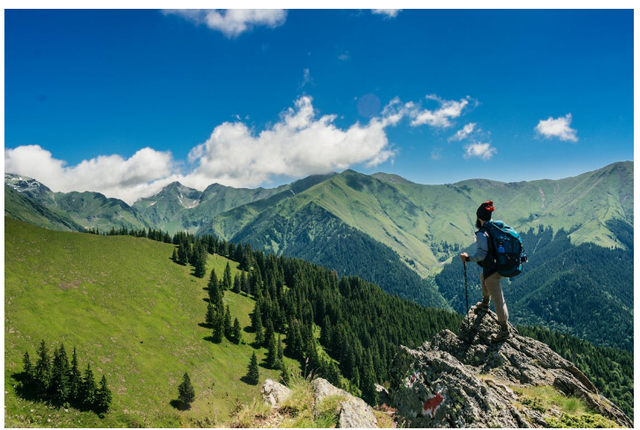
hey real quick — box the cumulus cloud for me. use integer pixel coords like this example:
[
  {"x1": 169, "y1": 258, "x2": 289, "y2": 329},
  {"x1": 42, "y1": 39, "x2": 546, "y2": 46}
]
[
  {"x1": 163, "y1": 9, "x2": 287, "y2": 38},
  {"x1": 535, "y1": 114, "x2": 578, "y2": 142},
  {"x1": 5, "y1": 145, "x2": 176, "y2": 204},
  {"x1": 372, "y1": 9, "x2": 401, "y2": 18},
  {"x1": 449, "y1": 122, "x2": 476, "y2": 142},
  {"x1": 6, "y1": 96, "x2": 400, "y2": 203},
  {"x1": 183, "y1": 96, "x2": 396, "y2": 190},
  {"x1": 408, "y1": 95, "x2": 471, "y2": 128},
  {"x1": 463, "y1": 142, "x2": 496, "y2": 160},
  {"x1": 5, "y1": 93, "x2": 483, "y2": 204}
]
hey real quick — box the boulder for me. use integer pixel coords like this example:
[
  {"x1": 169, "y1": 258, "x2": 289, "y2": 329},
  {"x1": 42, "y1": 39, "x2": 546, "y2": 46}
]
[
  {"x1": 312, "y1": 378, "x2": 378, "y2": 428},
  {"x1": 261, "y1": 378, "x2": 292, "y2": 408}
]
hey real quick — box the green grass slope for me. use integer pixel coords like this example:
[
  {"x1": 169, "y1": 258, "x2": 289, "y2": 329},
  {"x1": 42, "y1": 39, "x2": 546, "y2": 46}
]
[{"x1": 4, "y1": 217, "x2": 298, "y2": 427}]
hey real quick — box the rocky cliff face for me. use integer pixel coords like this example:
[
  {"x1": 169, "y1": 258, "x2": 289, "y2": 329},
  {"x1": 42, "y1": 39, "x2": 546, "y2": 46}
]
[{"x1": 386, "y1": 305, "x2": 633, "y2": 428}]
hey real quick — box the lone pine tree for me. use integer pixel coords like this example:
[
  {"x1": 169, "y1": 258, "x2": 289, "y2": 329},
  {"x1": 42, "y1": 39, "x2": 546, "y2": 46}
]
[
  {"x1": 246, "y1": 352, "x2": 260, "y2": 385},
  {"x1": 178, "y1": 372, "x2": 196, "y2": 410}
]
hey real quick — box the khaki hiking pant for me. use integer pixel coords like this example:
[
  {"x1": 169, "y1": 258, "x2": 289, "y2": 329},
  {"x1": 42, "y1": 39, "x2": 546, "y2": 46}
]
[{"x1": 481, "y1": 272, "x2": 509, "y2": 323}]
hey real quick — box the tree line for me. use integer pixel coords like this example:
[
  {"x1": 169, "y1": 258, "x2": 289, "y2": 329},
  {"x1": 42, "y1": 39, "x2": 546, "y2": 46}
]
[{"x1": 19, "y1": 340, "x2": 112, "y2": 417}]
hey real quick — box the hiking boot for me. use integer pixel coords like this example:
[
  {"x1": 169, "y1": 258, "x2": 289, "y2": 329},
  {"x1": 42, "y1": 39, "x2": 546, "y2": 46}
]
[
  {"x1": 473, "y1": 302, "x2": 490, "y2": 314},
  {"x1": 491, "y1": 329, "x2": 510, "y2": 343}
]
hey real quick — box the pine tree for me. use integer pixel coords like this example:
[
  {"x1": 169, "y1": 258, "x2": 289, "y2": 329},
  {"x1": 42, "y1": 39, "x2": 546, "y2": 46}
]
[
  {"x1": 223, "y1": 262, "x2": 232, "y2": 290},
  {"x1": 266, "y1": 333, "x2": 278, "y2": 369},
  {"x1": 177, "y1": 243, "x2": 189, "y2": 265},
  {"x1": 224, "y1": 305, "x2": 232, "y2": 339},
  {"x1": 34, "y1": 340, "x2": 51, "y2": 397},
  {"x1": 171, "y1": 248, "x2": 178, "y2": 262},
  {"x1": 233, "y1": 273, "x2": 241, "y2": 294},
  {"x1": 361, "y1": 352, "x2": 378, "y2": 405},
  {"x1": 80, "y1": 364, "x2": 97, "y2": 410},
  {"x1": 253, "y1": 307, "x2": 265, "y2": 345},
  {"x1": 277, "y1": 335, "x2": 284, "y2": 367},
  {"x1": 207, "y1": 268, "x2": 223, "y2": 308},
  {"x1": 212, "y1": 308, "x2": 224, "y2": 343},
  {"x1": 239, "y1": 271, "x2": 247, "y2": 294},
  {"x1": 178, "y1": 372, "x2": 196, "y2": 410},
  {"x1": 50, "y1": 343, "x2": 70, "y2": 404},
  {"x1": 193, "y1": 245, "x2": 207, "y2": 278},
  {"x1": 232, "y1": 318, "x2": 242, "y2": 344},
  {"x1": 22, "y1": 351, "x2": 33, "y2": 388},
  {"x1": 95, "y1": 375, "x2": 112, "y2": 414},
  {"x1": 246, "y1": 352, "x2": 260, "y2": 385},
  {"x1": 205, "y1": 301, "x2": 215, "y2": 327},
  {"x1": 68, "y1": 347, "x2": 81, "y2": 402},
  {"x1": 264, "y1": 319, "x2": 274, "y2": 349}
]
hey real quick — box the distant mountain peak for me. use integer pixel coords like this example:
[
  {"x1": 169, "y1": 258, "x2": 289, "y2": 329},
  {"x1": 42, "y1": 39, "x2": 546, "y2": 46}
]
[{"x1": 371, "y1": 172, "x2": 415, "y2": 185}]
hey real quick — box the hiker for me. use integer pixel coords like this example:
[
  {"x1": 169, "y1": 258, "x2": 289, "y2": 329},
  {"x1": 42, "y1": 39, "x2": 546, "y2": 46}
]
[{"x1": 459, "y1": 201, "x2": 510, "y2": 342}]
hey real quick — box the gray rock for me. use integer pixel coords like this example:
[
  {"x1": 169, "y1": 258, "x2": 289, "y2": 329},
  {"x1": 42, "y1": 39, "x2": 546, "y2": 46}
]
[
  {"x1": 312, "y1": 378, "x2": 378, "y2": 428},
  {"x1": 388, "y1": 306, "x2": 633, "y2": 428},
  {"x1": 339, "y1": 397, "x2": 378, "y2": 428},
  {"x1": 261, "y1": 378, "x2": 292, "y2": 408},
  {"x1": 261, "y1": 378, "x2": 377, "y2": 427}
]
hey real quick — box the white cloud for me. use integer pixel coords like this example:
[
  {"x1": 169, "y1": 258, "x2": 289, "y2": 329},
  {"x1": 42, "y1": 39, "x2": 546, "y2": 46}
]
[
  {"x1": 535, "y1": 114, "x2": 578, "y2": 142},
  {"x1": 5, "y1": 145, "x2": 176, "y2": 205},
  {"x1": 338, "y1": 52, "x2": 350, "y2": 61},
  {"x1": 6, "y1": 93, "x2": 484, "y2": 203},
  {"x1": 409, "y1": 95, "x2": 471, "y2": 128},
  {"x1": 183, "y1": 96, "x2": 396, "y2": 190},
  {"x1": 463, "y1": 142, "x2": 496, "y2": 160},
  {"x1": 449, "y1": 122, "x2": 476, "y2": 142},
  {"x1": 372, "y1": 9, "x2": 401, "y2": 18},
  {"x1": 6, "y1": 96, "x2": 399, "y2": 204},
  {"x1": 163, "y1": 9, "x2": 287, "y2": 38}
]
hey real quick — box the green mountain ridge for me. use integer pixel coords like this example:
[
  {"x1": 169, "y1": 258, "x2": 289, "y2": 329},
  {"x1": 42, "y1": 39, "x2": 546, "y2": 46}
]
[
  {"x1": 4, "y1": 185, "x2": 85, "y2": 232},
  {"x1": 5, "y1": 173, "x2": 150, "y2": 231},
  {"x1": 5, "y1": 162, "x2": 633, "y2": 350}
]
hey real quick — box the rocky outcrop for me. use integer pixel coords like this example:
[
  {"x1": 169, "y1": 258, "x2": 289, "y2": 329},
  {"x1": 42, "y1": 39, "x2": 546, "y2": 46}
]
[
  {"x1": 261, "y1": 378, "x2": 292, "y2": 409},
  {"x1": 387, "y1": 305, "x2": 633, "y2": 428},
  {"x1": 261, "y1": 378, "x2": 377, "y2": 428}
]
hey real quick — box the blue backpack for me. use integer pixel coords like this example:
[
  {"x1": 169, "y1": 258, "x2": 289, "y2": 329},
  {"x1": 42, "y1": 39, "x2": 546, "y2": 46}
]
[{"x1": 484, "y1": 220, "x2": 527, "y2": 277}]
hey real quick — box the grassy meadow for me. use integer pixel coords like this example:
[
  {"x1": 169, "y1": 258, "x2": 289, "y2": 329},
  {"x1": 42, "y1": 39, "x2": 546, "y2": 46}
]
[{"x1": 4, "y1": 217, "x2": 299, "y2": 427}]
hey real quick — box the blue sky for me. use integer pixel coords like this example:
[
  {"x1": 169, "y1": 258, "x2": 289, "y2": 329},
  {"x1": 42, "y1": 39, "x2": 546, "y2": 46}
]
[{"x1": 4, "y1": 9, "x2": 634, "y2": 204}]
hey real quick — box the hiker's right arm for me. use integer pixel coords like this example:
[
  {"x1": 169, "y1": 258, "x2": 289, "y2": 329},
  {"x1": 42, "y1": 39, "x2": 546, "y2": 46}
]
[{"x1": 466, "y1": 231, "x2": 489, "y2": 262}]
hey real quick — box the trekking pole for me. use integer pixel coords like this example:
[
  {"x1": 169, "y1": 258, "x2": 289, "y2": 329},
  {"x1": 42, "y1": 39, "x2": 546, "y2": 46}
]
[{"x1": 464, "y1": 261, "x2": 469, "y2": 315}]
